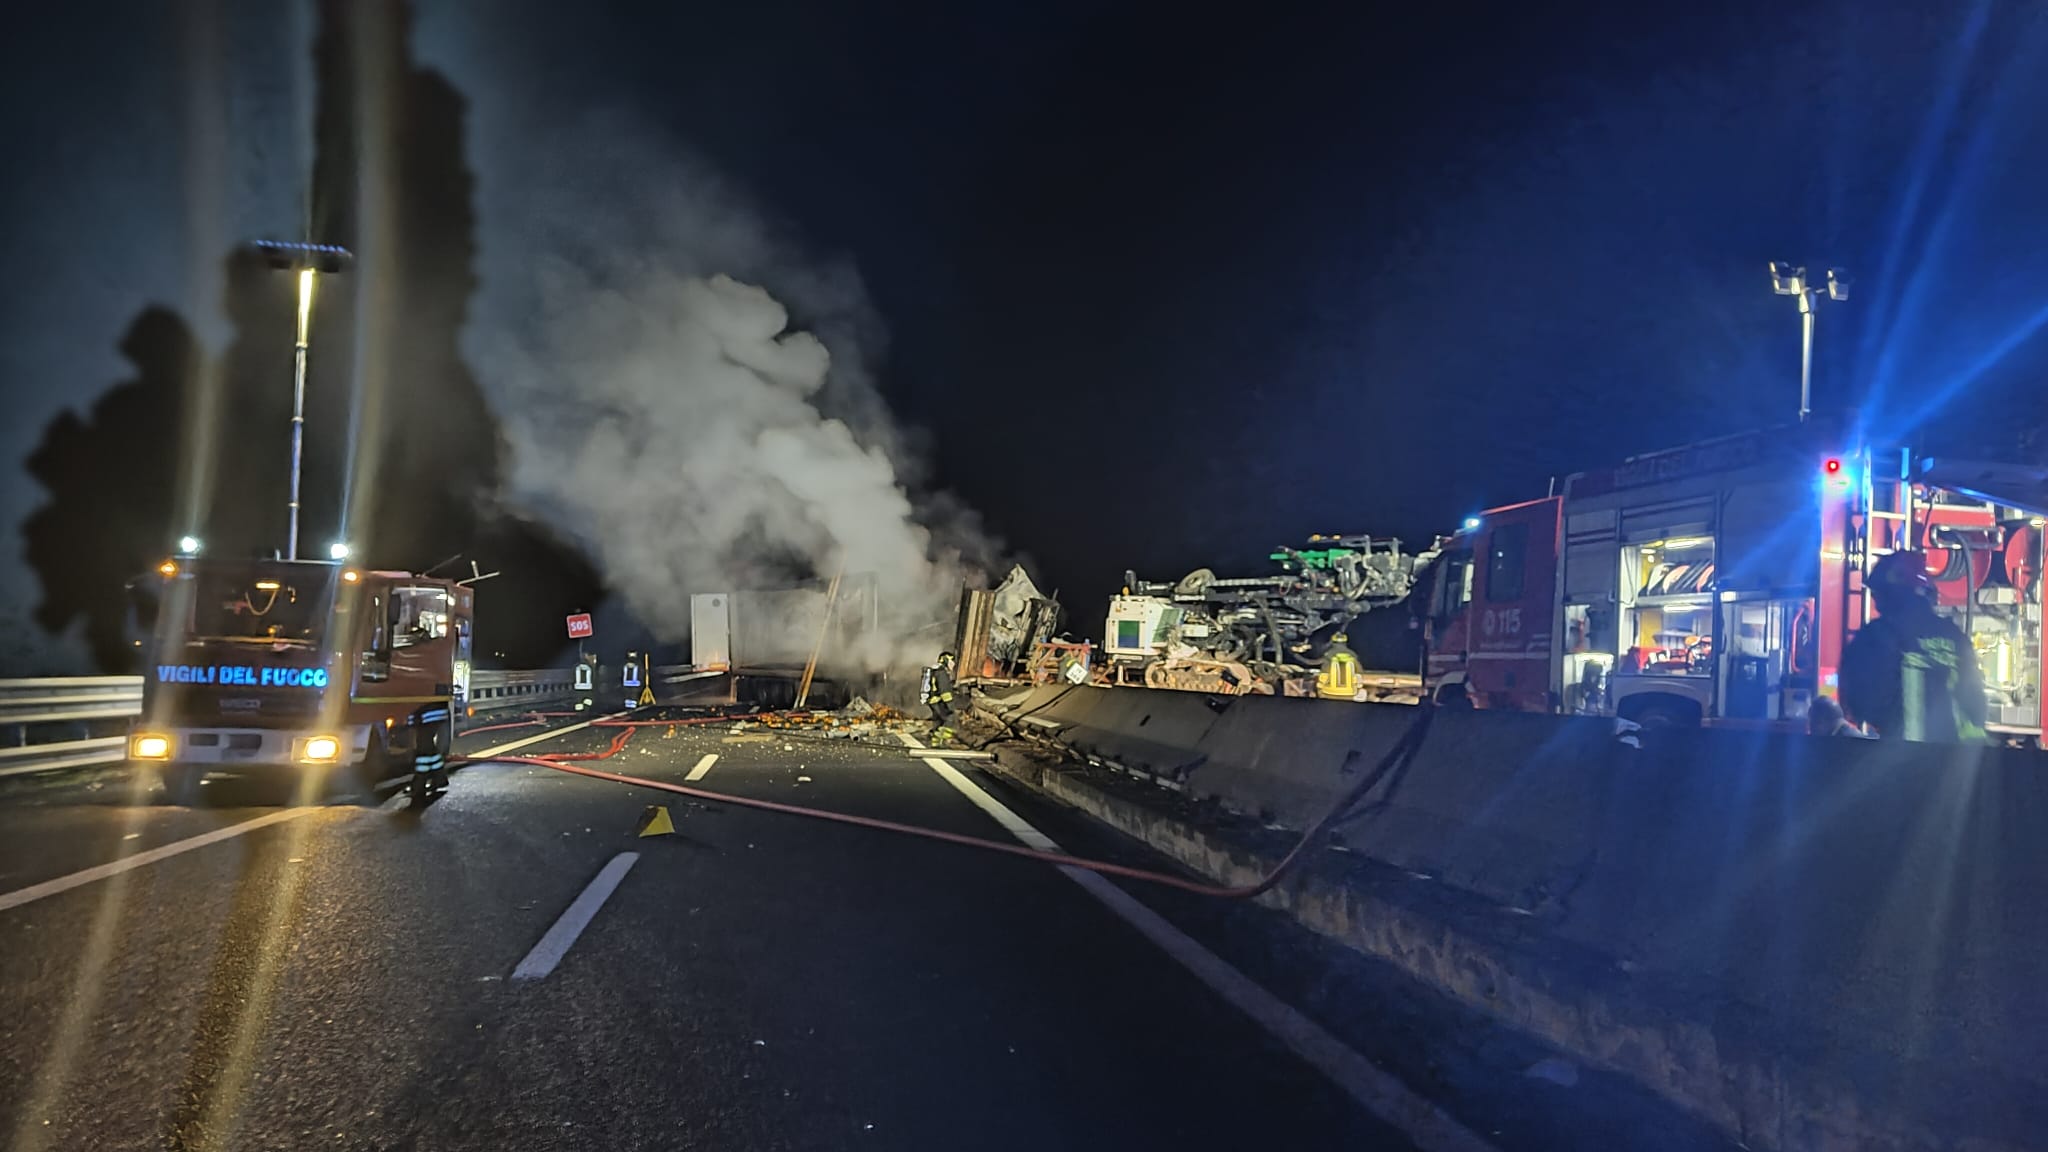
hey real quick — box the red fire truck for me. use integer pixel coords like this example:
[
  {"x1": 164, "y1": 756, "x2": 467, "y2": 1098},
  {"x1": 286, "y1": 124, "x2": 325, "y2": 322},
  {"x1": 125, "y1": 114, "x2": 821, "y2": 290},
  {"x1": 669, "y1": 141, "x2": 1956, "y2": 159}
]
[
  {"x1": 1421, "y1": 425, "x2": 2048, "y2": 737},
  {"x1": 128, "y1": 556, "x2": 474, "y2": 796}
]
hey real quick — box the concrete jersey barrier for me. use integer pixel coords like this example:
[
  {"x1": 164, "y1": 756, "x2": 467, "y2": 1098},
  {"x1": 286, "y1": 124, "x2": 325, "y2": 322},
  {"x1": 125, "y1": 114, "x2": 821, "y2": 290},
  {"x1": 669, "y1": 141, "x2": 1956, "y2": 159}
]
[{"x1": 978, "y1": 681, "x2": 2048, "y2": 1137}]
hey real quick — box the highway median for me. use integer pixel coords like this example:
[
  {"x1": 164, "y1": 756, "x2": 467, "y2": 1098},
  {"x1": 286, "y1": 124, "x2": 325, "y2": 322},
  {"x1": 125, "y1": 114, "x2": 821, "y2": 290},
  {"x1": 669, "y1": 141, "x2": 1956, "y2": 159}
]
[{"x1": 968, "y1": 683, "x2": 2045, "y2": 1152}]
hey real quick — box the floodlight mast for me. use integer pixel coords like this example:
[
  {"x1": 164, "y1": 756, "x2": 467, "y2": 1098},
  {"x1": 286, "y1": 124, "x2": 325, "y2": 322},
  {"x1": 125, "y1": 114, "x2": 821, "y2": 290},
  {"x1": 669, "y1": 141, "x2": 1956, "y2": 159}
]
[
  {"x1": 1770, "y1": 262, "x2": 1850, "y2": 423},
  {"x1": 254, "y1": 239, "x2": 353, "y2": 560}
]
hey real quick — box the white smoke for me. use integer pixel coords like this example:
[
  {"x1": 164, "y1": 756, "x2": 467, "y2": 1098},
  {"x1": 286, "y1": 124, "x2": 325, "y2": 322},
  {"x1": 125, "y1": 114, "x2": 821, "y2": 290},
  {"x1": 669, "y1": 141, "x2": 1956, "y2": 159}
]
[{"x1": 463, "y1": 115, "x2": 991, "y2": 674}]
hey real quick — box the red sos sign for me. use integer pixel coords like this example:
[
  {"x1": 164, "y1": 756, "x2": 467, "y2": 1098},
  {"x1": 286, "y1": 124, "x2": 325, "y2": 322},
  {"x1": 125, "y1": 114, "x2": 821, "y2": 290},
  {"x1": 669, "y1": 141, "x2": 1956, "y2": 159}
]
[{"x1": 565, "y1": 613, "x2": 594, "y2": 640}]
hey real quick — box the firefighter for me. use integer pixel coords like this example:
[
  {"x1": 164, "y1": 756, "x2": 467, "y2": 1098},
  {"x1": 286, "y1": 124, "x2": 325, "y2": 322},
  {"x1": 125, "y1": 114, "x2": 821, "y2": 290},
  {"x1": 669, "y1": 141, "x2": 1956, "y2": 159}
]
[
  {"x1": 922, "y1": 651, "x2": 958, "y2": 746},
  {"x1": 1839, "y1": 551, "x2": 1989, "y2": 743},
  {"x1": 1316, "y1": 632, "x2": 1362, "y2": 700},
  {"x1": 409, "y1": 701, "x2": 453, "y2": 798}
]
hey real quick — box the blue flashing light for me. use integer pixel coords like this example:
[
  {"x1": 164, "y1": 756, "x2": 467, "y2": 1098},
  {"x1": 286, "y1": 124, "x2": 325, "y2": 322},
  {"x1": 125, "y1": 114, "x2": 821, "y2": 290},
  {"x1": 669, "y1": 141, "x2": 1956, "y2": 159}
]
[{"x1": 1462, "y1": 516, "x2": 1482, "y2": 532}]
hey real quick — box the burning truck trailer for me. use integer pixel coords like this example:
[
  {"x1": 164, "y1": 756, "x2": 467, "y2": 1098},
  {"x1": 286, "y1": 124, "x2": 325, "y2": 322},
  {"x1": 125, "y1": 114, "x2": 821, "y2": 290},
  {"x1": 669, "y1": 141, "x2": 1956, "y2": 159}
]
[
  {"x1": 686, "y1": 574, "x2": 893, "y2": 710},
  {"x1": 1104, "y1": 534, "x2": 1443, "y2": 699}
]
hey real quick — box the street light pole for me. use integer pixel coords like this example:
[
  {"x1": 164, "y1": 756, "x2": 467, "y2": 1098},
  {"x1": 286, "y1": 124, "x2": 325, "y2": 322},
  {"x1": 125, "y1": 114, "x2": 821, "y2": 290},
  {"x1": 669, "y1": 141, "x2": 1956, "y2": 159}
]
[
  {"x1": 289, "y1": 268, "x2": 314, "y2": 561},
  {"x1": 1799, "y1": 290, "x2": 1816, "y2": 423},
  {"x1": 1769, "y1": 262, "x2": 1850, "y2": 423},
  {"x1": 255, "y1": 240, "x2": 352, "y2": 561}
]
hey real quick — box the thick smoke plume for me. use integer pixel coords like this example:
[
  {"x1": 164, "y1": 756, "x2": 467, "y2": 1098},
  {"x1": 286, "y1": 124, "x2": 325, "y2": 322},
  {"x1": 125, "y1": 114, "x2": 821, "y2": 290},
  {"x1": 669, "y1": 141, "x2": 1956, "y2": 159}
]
[{"x1": 464, "y1": 116, "x2": 993, "y2": 674}]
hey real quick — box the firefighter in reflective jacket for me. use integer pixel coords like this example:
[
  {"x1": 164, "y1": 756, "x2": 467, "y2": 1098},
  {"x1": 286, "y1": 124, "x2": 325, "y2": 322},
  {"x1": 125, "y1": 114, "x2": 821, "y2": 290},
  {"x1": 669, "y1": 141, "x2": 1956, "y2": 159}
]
[
  {"x1": 922, "y1": 651, "x2": 958, "y2": 746},
  {"x1": 408, "y1": 702, "x2": 453, "y2": 798},
  {"x1": 1839, "y1": 551, "x2": 1989, "y2": 743}
]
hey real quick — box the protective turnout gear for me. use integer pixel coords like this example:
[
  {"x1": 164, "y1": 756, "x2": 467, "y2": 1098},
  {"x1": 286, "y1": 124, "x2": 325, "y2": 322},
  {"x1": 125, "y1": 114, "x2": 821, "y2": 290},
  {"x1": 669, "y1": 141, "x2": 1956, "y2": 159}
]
[
  {"x1": 410, "y1": 703, "x2": 452, "y2": 797},
  {"x1": 1840, "y1": 552, "x2": 1989, "y2": 742},
  {"x1": 923, "y1": 651, "x2": 958, "y2": 746},
  {"x1": 1867, "y1": 549, "x2": 1938, "y2": 601}
]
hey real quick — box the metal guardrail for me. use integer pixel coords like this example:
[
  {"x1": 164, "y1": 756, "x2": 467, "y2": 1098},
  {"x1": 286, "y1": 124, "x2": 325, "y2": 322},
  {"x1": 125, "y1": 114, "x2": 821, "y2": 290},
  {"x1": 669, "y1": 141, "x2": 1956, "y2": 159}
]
[
  {"x1": 0, "y1": 669, "x2": 580, "y2": 780},
  {"x1": 0, "y1": 676, "x2": 145, "y2": 726},
  {"x1": 468, "y1": 669, "x2": 579, "y2": 712}
]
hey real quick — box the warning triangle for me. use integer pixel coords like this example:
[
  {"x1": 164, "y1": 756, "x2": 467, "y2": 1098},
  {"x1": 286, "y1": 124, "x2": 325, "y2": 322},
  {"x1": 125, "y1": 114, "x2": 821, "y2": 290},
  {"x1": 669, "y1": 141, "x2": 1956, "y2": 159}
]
[
  {"x1": 638, "y1": 685, "x2": 656, "y2": 706},
  {"x1": 636, "y1": 805, "x2": 675, "y2": 837}
]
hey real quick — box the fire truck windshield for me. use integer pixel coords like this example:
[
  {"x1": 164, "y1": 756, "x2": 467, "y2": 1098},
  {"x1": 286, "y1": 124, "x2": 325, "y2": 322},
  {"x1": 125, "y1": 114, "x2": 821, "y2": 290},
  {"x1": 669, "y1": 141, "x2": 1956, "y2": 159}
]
[{"x1": 188, "y1": 567, "x2": 337, "y2": 643}]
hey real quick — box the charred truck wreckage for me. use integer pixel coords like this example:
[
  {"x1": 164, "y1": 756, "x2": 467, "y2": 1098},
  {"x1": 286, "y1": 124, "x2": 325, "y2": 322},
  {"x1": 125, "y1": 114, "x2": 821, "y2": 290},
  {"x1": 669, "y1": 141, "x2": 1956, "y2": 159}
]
[{"x1": 1102, "y1": 534, "x2": 1441, "y2": 697}]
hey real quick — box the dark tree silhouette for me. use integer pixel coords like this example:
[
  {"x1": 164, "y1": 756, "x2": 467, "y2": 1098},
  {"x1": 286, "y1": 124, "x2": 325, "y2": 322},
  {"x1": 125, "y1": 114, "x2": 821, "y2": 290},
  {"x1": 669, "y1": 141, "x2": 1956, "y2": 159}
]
[
  {"x1": 23, "y1": 308, "x2": 198, "y2": 671},
  {"x1": 20, "y1": 0, "x2": 605, "y2": 671}
]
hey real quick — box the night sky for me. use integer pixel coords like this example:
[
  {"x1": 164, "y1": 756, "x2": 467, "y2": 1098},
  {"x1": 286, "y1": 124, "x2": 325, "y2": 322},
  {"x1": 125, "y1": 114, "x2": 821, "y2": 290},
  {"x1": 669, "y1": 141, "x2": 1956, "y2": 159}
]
[{"x1": 5, "y1": 0, "x2": 2048, "y2": 671}]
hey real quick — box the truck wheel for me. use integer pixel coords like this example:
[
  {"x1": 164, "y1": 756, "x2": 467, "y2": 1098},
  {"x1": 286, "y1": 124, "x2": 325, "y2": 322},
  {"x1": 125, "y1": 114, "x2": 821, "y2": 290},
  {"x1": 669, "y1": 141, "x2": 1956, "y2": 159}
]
[
  {"x1": 158, "y1": 764, "x2": 206, "y2": 804},
  {"x1": 1621, "y1": 698, "x2": 1701, "y2": 731},
  {"x1": 356, "y1": 727, "x2": 400, "y2": 790},
  {"x1": 1435, "y1": 683, "x2": 1472, "y2": 709}
]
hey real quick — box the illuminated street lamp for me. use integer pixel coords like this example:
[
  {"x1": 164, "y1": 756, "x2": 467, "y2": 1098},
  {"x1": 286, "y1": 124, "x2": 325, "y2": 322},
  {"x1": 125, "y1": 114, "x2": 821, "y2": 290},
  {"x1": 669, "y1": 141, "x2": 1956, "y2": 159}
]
[
  {"x1": 328, "y1": 541, "x2": 352, "y2": 561},
  {"x1": 177, "y1": 535, "x2": 202, "y2": 556},
  {"x1": 1769, "y1": 262, "x2": 1850, "y2": 423},
  {"x1": 254, "y1": 239, "x2": 352, "y2": 560}
]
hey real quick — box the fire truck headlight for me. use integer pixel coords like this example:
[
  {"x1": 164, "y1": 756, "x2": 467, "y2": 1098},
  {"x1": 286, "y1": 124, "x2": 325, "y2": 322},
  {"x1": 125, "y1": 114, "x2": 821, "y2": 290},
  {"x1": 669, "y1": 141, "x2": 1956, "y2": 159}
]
[
  {"x1": 132, "y1": 734, "x2": 171, "y2": 760},
  {"x1": 302, "y1": 735, "x2": 341, "y2": 763}
]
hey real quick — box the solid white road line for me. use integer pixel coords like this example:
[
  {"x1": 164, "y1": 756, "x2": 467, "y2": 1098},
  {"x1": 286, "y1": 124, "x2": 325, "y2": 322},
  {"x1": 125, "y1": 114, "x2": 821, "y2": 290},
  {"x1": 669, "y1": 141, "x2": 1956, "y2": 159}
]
[
  {"x1": 685, "y1": 753, "x2": 719, "y2": 781},
  {"x1": 511, "y1": 851, "x2": 639, "y2": 981},
  {"x1": 894, "y1": 731, "x2": 1495, "y2": 1152},
  {"x1": 0, "y1": 808, "x2": 320, "y2": 915},
  {"x1": 1, "y1": 715, "x2": 621, "y2": 907},
  {"x1": 472, "y1": 713, "x2": 625, "y2": 759},
  {"x1": 377, "y1": 713, "x2": 626, "y2": 797}
]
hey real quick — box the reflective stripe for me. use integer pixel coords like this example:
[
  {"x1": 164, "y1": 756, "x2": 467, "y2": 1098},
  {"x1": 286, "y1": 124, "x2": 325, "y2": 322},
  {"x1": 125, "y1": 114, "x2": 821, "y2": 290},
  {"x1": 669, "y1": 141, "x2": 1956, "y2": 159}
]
[{"x1": 1901, "y1": 661, "x2": 1926, "y2": 741}]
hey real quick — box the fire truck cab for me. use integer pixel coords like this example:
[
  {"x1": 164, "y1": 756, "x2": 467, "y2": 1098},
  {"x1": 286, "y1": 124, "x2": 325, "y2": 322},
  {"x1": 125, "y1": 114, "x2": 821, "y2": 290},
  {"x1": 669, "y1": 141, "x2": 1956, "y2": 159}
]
[
  {"x1": 1423, "y1": 426, "x2": 2048, "y2": 737},
  {"x1": 129, "y1": 556, "x2": 474, "y2": 790},
  {"x1": 1421, "y1": 497, "x2": 1562, "y2": 712}
]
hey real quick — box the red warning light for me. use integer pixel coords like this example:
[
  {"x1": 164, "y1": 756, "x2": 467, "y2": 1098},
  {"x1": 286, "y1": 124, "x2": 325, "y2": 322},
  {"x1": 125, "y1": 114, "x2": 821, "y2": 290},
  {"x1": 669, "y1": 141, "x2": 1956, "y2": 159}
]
[{"x1": 1824, "y1": 458, "x2": 1842, "y2": 474}]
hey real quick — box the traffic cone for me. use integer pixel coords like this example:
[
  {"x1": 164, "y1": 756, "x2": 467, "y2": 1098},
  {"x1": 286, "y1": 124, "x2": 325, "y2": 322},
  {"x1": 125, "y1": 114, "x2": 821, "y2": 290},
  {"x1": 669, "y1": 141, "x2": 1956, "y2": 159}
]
[{"x1": 636, "y1": 805, "x2": 675, "y2": 837}]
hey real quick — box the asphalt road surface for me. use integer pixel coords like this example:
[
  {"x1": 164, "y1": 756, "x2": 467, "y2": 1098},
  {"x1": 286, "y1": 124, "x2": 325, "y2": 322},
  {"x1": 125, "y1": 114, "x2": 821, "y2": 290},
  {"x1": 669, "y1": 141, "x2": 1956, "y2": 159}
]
[{"x1": 0, "y1": 710, "x2": 1730, "y2": 1151}]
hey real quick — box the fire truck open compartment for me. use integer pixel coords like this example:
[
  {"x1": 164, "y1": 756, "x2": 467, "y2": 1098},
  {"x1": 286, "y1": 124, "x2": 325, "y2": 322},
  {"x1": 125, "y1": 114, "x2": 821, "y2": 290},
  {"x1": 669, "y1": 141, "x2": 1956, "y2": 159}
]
[
  {"x1": 1546, "y1": 434, "x2": 2048, "y2": 735},
  {"x1": 1868, "y1": 460, "x2": 2047, "y2": 733}
]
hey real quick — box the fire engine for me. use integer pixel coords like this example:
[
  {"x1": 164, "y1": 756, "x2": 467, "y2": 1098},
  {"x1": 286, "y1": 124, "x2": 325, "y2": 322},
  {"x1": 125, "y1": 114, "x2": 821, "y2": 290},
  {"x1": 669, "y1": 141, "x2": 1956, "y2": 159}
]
[
  {"x1": 1421, "y1": 424, "x2": 2048, "y2": 738},
  {"x1": 128, "y1": 555, "x2": 474, "y2": 794}
]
